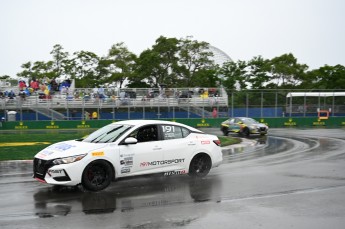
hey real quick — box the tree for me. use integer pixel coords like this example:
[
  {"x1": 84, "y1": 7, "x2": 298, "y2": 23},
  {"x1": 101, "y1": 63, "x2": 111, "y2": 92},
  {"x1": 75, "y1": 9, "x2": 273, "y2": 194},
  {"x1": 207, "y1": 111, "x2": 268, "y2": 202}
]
[
  {"x1": 246, "y1": 56, "x2": 270, "y2": 89},
  {"x1": 220, "y1": 60, "x2": 247, "y2": 90},
  {"x1": 0, "y1": 75, "x2": 11, "y2": 80},
  {"x1": 134, "y1": 49, "x2": 160, "y2": 87},
  {"x1": 106, "y1": 42, "x2": 137, "y2": 88},
  {"x1": 72, "y1": 51, "x2": 100, "y2": 88},
  {"x1": 176, "y1": 36, "x2": 214, "y2": 87},
  {"x1": 307, "y1": 64, "x2": 345, "y2": 89},
  {"x1": 17, "y1": 62, "x2": 34, "y2": 80},
  {"x1": 31, "y1": 61, "x2": 56, "y2": 80},
  {"x1": 134, "y1": 36, "x2": 179, "y2": 88},
  {"x1": 50, "y1": 44, "x2": 69, "y2": 79},
  {"x1": 192, "y1": 67, "x2": 219, "y2": 87},
  {"x1": 268, "y1": 53, "x2": 308, "y2": 89}
]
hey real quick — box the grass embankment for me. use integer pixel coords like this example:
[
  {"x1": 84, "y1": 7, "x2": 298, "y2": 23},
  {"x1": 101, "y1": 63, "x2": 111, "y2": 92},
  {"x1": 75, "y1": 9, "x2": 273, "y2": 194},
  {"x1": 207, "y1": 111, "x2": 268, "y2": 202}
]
[
  {"x1": 218, "y1": 136, "x2": 242, "y2": 147},
  {"x1": 0, "y1": 130, "x2": 90, "y2": 161},
  {"x1": 0, "y1": 131, "x2": 240, "y2": 161}
]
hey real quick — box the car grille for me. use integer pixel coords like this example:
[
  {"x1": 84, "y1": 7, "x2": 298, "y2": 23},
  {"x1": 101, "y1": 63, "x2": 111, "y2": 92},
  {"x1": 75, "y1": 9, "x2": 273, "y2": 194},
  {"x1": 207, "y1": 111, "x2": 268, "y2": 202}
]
[
  {"x1": 33, "y1": 158, "x2": 54, "y2": 180},
  {"x1": 260, "y1": 127, "x2": 267, "y2": 131}
]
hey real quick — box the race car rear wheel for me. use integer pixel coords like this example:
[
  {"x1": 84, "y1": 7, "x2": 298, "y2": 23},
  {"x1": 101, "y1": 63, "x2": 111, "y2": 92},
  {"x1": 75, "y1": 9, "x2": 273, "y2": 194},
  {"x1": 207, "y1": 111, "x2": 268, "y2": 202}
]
[
  {"x1": 221, "y1": 126, "x2": 229, "y2": 136},
  {"x1": 82, "y1": 160, "x2": 113, "y2": 191},
  {"x1": 189, "y1": 154, "x2": 211, "y2": 177}
]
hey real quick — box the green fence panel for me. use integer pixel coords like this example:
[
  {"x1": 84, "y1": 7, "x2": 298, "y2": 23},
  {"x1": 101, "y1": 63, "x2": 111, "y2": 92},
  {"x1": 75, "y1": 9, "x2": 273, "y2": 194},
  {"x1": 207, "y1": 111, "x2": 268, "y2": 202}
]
[{"x1": 1, "y1": 117, "x2": 345, "y2": 130}]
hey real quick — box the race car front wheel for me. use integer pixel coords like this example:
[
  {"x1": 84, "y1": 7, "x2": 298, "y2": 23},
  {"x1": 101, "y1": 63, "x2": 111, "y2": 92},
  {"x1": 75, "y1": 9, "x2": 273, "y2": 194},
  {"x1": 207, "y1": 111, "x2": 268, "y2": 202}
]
[
  {"x1": 241, "y1": 127, "x2": 250, "y2": 137},
  {"x1": 189, "y1": 154, "x2": 211, "y2": 177},
  {"x1": 82, "y1": 160, "x2": 113, "y2": 191}
]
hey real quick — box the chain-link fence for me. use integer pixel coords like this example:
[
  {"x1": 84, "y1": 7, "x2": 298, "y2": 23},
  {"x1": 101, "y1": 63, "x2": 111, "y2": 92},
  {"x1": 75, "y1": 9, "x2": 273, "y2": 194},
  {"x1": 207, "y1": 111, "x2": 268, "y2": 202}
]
[{"x1": 227, "y1": 89, "x2": 345, "y2": 118}]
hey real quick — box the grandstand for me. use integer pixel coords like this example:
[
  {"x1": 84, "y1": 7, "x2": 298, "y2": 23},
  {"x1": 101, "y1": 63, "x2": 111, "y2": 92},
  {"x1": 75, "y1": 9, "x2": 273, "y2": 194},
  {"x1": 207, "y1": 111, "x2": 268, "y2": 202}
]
[{"x1": 0, "y1": 82, "x2": 229, "y2": 121}]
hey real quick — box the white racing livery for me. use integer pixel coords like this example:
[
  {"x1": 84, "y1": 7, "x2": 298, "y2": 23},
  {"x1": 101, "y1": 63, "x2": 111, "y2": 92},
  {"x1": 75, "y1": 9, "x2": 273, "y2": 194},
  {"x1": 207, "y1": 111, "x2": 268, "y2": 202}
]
[{"x1": 33, "y1": 120, "x2": 223, "y2": 191}]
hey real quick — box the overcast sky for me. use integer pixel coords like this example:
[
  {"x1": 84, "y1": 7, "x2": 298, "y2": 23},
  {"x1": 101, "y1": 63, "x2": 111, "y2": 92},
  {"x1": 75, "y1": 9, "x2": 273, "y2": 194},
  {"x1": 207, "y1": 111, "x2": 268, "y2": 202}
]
[{"x1": 1, "y1": 0, "x2": 344, "y2": 78}]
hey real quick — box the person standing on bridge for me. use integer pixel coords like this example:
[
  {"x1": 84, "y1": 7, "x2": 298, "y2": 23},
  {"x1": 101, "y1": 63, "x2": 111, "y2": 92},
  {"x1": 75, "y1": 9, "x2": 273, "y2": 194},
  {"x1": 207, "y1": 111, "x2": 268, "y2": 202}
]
[{"x1": 92, "y1": 111, "x2": 98, "y2": 119}]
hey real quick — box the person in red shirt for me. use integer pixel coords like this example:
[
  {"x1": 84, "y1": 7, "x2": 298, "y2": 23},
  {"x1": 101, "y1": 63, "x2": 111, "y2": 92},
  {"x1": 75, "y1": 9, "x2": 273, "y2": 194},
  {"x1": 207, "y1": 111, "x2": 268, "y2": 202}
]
[{"x1": 19, "y1": 80, "x2": 26, "y2": 90}]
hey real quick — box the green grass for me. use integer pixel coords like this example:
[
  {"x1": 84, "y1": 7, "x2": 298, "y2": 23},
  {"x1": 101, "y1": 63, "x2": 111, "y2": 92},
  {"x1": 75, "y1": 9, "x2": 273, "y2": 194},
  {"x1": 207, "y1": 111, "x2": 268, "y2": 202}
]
[
  {"x1": 0, "y1": 130, "x2": 92, "y2": 161},
  {"x1": 218, "y1": 136, "x2": 242, "y2": 147},
  {"x1": 0, "y1": 130, "x2": 241, "y2": 161}
]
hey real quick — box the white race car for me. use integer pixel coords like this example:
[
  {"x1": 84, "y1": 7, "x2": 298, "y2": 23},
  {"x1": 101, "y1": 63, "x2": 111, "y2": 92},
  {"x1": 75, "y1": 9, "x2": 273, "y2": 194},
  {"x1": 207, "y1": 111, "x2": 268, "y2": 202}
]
[{"x1": 33, "y1": 120, "x2": 223, "y2": 191}]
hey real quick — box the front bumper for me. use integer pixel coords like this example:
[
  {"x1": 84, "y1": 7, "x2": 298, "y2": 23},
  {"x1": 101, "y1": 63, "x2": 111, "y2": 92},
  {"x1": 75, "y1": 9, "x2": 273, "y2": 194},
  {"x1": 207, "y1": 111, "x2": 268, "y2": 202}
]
[
  {"x1": 250, "y1": 126, "x2": 268, "y2": 135},
  {"x1": 33, "y1": 158, "x2": 83, "y2": 186}
]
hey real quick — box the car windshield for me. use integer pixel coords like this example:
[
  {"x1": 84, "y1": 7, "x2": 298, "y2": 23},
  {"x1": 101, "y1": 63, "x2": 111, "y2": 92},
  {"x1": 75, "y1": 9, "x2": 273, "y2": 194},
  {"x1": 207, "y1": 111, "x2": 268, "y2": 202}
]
[{"x1": 82, "y1": 124, "x2": 132, "y2": 143}]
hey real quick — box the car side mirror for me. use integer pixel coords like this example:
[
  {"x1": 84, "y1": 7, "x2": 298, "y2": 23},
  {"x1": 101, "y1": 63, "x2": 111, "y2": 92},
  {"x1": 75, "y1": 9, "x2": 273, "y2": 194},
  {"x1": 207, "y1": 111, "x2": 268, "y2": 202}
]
[{"x1": 124, "y1": 137, "x2": 138, "y2": 145}]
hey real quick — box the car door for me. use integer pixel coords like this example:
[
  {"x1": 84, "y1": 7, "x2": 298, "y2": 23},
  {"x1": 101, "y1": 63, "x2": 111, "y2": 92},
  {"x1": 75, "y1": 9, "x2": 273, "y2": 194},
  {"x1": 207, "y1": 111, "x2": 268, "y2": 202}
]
[
  {"x1": 118, "y1": 125, "x2": 164, "y2": 176},
  {"x1": 228, "y1": 118, "x2": 239, "y2": 133},
  {"x1": 158, "y1": 124, "x2": 196, "y2": 172}
]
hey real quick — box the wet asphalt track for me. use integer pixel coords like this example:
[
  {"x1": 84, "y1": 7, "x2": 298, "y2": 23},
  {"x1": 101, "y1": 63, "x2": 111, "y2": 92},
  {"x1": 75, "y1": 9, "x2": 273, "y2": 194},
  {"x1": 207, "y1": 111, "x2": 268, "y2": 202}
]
[{"x1": 1, "y1": 128, "x2": 345, "y2": 229}]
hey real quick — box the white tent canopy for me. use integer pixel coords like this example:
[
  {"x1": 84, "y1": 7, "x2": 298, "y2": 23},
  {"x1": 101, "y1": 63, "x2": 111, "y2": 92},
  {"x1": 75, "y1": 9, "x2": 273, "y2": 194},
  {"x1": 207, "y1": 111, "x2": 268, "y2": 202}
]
[{"x1": 286, "y1": 92, "x2": 345, "y2": 98}]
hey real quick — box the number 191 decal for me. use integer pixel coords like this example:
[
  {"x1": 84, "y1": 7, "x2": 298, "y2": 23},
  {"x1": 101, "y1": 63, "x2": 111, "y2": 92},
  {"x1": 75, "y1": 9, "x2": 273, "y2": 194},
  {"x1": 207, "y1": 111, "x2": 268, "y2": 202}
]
[{"x1": 163, "y1": 125, "x2": 175, "y2": 133}]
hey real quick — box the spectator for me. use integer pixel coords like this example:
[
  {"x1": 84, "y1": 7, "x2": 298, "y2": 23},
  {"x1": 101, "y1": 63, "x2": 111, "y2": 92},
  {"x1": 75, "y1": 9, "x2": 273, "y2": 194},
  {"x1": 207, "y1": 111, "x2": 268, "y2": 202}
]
[
  {"x1": 24, "y1": 87, "x2": 31, "y2": 96},
  {"x1": 98, "y1": 86, "x2": 105, "y2": 100},
  {"x1": 40, "y1": 83, "x2": 46, "y2": 91},
  {"x1": 44, "y1": 87, "x2": 50, "y2": 96},
  {"x1": 92, "y1": 111, "x2": 98, "y2": 119},
  {"x1": 19, "y1": 80, "x2": 27, "y2": 90},
  {"x1": 84, "y1": 111, "x2": 90, "y2": 120},
  {"x1": 50, "y1": 78, "x2": 59, "y2": 91},
  {"x1": 8, "y1": 90, "x2": 16, "y2": 99},
  {"x1": 19, "y1": 89, "x2": 26, "y2": 100},
  {"x1": 212, "y1": 108, "x2": 218, "y2": 118},
  {"x1": 30, "y1": 79, "x2": 40, "y2": 91}
]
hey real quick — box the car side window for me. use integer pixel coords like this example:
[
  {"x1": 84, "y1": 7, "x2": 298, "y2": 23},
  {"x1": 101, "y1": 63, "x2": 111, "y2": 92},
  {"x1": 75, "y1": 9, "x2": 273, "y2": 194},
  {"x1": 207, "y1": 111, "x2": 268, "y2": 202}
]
[
  {"x1": 181, "y1": 127, "x2": 190, "y2": 138},
  {"x1": 161, "y1": 125, "x2": 189, "y2": 140},
  {"x1": 129, "y1": 125, "x2": 158, "y2": 143}
]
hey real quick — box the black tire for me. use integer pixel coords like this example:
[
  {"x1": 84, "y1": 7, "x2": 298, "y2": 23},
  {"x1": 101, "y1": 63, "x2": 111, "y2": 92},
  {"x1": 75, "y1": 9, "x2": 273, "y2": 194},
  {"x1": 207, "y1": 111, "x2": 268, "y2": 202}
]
[
  {"x1": 241, "y1": 127, "x2": 250, "y2": 137},
  {"x1": 221, "y1": 127, "x2": 229, "y2": 136},
  {"x1": 189, "y1": 154, "x2": 212, "y2": 177},
  {"x1": 82, "y1": 160, "x2": 113, "y2": 191}
]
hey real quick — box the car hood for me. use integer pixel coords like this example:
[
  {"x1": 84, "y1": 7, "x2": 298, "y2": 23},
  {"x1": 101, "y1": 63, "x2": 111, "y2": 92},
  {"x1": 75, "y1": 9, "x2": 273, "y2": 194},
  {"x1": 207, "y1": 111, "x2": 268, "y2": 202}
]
[
  {"x1": 35, "y1": 140, "x2": 105, "y2": 160},
  {"x1": 249, "y1": 123, "x2": 268, "y2": 128}
]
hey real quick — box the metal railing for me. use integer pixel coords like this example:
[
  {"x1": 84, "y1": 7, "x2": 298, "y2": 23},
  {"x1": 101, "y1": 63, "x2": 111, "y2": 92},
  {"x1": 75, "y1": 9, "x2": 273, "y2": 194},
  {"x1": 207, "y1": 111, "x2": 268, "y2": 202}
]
[
  {"x1": 2, "y1": 87, "x2": 345, "y2": 121},
  {"x1": 0, "y1": 87, "x2": 228, "y2": 121}
]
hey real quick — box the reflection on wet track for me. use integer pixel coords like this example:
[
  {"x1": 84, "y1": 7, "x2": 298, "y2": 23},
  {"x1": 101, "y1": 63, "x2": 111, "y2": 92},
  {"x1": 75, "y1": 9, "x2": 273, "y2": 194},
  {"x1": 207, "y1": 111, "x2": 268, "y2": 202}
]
[
  {"x1": 1, "y1": 128, "x2": 345, "y2": 228},
  {"x1": 32, "y1": 176, "x2": 222, "y2": 218}
]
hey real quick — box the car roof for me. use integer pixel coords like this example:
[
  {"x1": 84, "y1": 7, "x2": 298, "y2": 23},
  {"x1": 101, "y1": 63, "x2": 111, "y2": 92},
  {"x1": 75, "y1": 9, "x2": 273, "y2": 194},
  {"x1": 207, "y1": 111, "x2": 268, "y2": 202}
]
[{"x1": 109, "y1": 120, "x2": 203, "y2": 132}]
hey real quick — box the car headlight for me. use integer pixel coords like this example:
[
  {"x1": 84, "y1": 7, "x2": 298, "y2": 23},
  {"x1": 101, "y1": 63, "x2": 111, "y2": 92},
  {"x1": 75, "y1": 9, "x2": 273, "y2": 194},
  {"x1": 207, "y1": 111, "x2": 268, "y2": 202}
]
[{"x1": 53, "y1": 154, "x2": 87, "y2": 165}]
